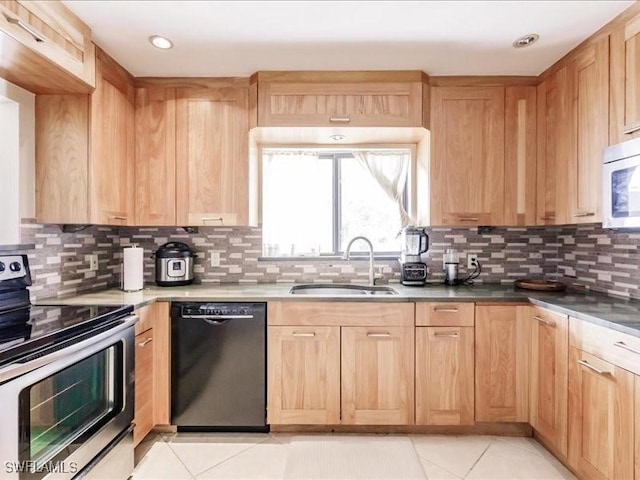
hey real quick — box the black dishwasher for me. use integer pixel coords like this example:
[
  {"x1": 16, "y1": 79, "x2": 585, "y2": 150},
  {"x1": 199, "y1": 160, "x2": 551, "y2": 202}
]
[{"x1": 171, "y1": 302, "x2": 267, "y2": 432}]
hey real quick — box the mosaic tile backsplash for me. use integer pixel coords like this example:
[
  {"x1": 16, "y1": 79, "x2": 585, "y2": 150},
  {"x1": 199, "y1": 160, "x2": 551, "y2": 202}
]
[{"x1": 12, "y1": 220, "x2": 640, "y2": 301}]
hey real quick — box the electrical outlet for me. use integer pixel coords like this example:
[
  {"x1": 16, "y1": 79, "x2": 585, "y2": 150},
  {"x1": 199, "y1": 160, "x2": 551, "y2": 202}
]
[
  {"x1": 89, "y1": 254, "x2": 99, "y2": 271},
  {"x1": 210, "y1": 252, "x2": 221, "y2": 267},
  {"x1": 468, "y1": 254, "x2": 479, "y2": 269}
]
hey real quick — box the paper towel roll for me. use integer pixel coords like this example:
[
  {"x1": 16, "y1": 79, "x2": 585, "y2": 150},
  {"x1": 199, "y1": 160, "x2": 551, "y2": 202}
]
[{"x1": 123, "y1": 245, "x2": 144, "y2": 292}]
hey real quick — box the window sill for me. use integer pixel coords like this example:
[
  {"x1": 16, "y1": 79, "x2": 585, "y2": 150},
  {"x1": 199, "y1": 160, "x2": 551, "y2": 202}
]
[{"x1": 258, "y1": 255, "x2": 401, "y2": 262}]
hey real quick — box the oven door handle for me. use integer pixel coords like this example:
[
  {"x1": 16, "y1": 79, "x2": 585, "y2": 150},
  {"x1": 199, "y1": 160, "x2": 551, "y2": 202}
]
[{"x1": 0, "y1": 314, "x2": 138, "y2": 383}]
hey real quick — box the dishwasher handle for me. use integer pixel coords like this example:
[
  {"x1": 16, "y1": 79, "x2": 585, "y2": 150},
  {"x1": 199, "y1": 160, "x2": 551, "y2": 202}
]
[{"x1": 181, "y1": 314, "x2": 255, "y2": 320}]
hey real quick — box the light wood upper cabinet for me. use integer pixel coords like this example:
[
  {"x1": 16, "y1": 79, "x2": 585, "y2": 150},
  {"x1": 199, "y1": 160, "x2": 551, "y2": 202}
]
[
  {"x1": 566, "y1": 37, "x2": 609, "y2": 224},
  {"x1": 0, "y1": 0, "x2": 95, "y2": 93},
  {"x1": 341, "y1": 326, "x2": 414, "y2": 425},
  {"x1": 504, "y1": 86, "x2": 537, "y2": 226},
  {"x1": 416, "y1": 327, "x2": 474, "y2": 425},
  {"x1": 475, "y1": 304, "x2": 530, "y2": 422},
  {"x1": 536, "y1": 67, "x2": 570, "y2": 226},
  {"x1": 611, "y1": 10, "x2": 640, "y2": 144},
  {"x1": 90, "y1": 50, "x2": 135, "y2": 226},
  {"x1": 255, "y1": 71, "x2": 426, "y2": 127},
  {"x1": 176, "y1": 87, "x2": 249, "y2": 226},
  {"x1": 529, "y1": 307, "x2": 569, "y2": 457},
  {"x1": 267, "y1": 326, "x2": 340, "y2": 425},
  {"x1": 135, "y1": 87, "x2": 177, "y2": 226},
  {"x1": 567, "y1": 347, "x2": 634, "y2": 480},
  {"x1": 36, "y1": 48, "x2": 135, "y2": 225},
  {"x1": 430, "y1": 86, "x2": 505, "y2": 226}
]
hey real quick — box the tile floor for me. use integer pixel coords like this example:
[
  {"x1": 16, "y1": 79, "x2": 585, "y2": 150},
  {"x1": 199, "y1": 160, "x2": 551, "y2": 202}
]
[{"x1": 133, "y1": 432, "x2": 576, "y2": 480}]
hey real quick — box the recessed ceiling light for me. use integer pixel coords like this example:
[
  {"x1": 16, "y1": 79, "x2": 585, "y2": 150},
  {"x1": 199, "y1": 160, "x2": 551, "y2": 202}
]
[
  {"x1": 149, "y1": 35, "x2": 173, "y2": 50},
  {"x1": 329, "y1": 134, "x2": 346, "y2": 142},
  {"x1": 513, "y1": 34, "x2": 539, "y2": 48}
]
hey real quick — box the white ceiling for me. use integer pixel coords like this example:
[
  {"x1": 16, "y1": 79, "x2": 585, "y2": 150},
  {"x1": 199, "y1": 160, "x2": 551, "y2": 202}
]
[{"x1": 64, "y1": 0, "x2": 634, "y2": 77}]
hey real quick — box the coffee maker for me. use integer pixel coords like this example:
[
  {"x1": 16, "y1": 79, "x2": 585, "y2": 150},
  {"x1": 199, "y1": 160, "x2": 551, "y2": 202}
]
[{"x1": 399, "y1": 227, "x2": 429, "y2": 286}]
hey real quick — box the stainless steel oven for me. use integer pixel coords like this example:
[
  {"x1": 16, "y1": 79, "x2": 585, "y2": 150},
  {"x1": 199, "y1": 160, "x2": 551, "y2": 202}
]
[
  {"x1": 0, "y1": 314, "x2": 136, "y2": 480},
  {"x1": 603, "y1": 137, "x2": 640, "y2": 229}
]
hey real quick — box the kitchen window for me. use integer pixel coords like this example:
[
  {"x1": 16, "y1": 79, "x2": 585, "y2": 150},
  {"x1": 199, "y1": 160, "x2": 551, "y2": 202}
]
[{"x1": 261, "y1": 147, "x2": 412, "y2": 257}]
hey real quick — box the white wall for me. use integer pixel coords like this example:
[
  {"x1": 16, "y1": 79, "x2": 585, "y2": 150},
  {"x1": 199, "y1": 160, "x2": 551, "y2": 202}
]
[
  {"x1": 0, "y1": 100, "x2": 19, "y2": 244},
  {"x1": 0, "y1": 78, "x2": 36, "y2": 243}
]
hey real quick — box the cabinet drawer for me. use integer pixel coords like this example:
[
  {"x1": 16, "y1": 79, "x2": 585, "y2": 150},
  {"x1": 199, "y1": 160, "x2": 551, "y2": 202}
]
[
  {"x1": 569, "y1": 317, "x2": 640, "y2": 376},
  {"x1": 416, "y1": 302, "x2": 474, "y2": 326},
  {"x1": 134, "y1": 329, "x2": 154, "y2": 446},
  {"x1": 268, "y1": 302, "x2": 414, "y2": 327},
  {"x1": 135, "y1": 304, "x2": 154, "y2": 335}
]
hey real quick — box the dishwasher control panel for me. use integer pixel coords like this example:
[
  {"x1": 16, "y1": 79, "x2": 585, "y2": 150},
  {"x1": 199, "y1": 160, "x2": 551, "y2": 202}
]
[{"x1": 179, "y1": 303, "x2": 265, "y2": 318}]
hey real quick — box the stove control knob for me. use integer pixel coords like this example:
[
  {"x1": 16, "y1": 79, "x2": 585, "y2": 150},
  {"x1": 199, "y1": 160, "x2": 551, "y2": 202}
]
[
  {"x1": 9, "y1": 262, "x2": 21, "y2": 272},
  {"x1": 0, "y1": 262, "x2": 5, "y2": 272}
]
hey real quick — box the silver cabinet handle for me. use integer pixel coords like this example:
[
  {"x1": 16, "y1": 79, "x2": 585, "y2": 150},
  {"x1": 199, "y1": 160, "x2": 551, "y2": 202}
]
[
  {"x1": 533, "y1": 315, "x2": 556, "y2": 327},
  {"x1": 367, "y1": 333, "x2": 391, "y2": 338},
  {"x1": 623, "y1": 122, "x2": 640, "y2": 135},
  {"x1": 202, "y1": 217, "x2": 223, "y2": 223},
  {"x1": 540, "y1": 215, "x2": 555, "y2": 221},
  {"x1": 434, "y1": 332, "x2": 459, "y2": 338},
  {"x1": 613, "y1": 341, "x2": 640, "y2": 355},
  {"x1": 137, "y1": 338, "x2": 153, "y2": 347},
  {"x1": 110, "y1": 215, "x2": 127, "y2": 220},
  {"x1": 458, "y1": 217, "x2": 479, "y2": 222},
  {"x1": 434, "y1": 307, "x2": 459, "y2": 313},
  {"x1": 329, "y1": 117, "x2": 351, "y2": 123},
  {"x1": 578, "y1": 359, "x2": 611, "y2": 376},
  {"x1": 6, "y1": 16, "x2": 45, "y2": 43},
  {"x1": 573, "y1": 212, "x2": 595, "y2": 217},
  {"x1": 292, "y1": 332, "x2": 315, "y2": 337}
]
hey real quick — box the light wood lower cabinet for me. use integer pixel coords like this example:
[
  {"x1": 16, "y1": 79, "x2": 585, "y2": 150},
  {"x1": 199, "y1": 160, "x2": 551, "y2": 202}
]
[
  {"x1": 341, "y1": 326, "x2": 414, "y2": 425},
  {"x1": 416, "y1": 327, "x2": 474, "y2": 425},
  {"x1": 267, "y1": 326, "x2": 340, "y2": 425},
  {"x1": 529, "y1": 307, "x2": 569, "y2": 457},
  {"x1": 475, "y1": 305, "x2": 530, "y2": 422},
  {"x1": 134, "y1": 327, "x2": 154, "y2": 445},
  {"x1": 567, "y1": 347, "x2": 634, "y2": 480}
]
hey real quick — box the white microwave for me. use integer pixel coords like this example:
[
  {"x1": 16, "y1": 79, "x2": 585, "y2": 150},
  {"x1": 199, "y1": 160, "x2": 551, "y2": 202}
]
[{"x1": 603, "y1": 137, "x2": 640, "y2": 229}]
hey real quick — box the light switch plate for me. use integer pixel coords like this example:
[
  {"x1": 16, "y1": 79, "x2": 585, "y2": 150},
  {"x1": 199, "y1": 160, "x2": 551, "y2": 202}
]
[
  {"x1": 89, "y1": 254, "x2": 99, "y2": 271},
  {"x1": 210, "y1": 252, "x2": 220, "y2": 267}
]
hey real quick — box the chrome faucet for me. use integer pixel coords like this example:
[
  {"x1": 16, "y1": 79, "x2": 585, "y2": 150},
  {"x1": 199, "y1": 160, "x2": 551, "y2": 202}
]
[{"x1": 343, "y1": 236, "x2": 376, "y2": 286}]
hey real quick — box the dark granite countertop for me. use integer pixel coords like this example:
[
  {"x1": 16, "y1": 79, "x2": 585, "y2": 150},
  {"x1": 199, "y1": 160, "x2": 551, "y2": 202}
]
[{"x1": 34, "y1": 282, "x2": 640, "y2": 338}]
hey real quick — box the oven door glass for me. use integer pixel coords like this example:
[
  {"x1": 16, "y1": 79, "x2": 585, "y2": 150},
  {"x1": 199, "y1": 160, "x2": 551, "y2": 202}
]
[
  {"x1": 611, "y1": 164, "x2": 640, "y2": 218},
  {"x1": 18, "y1": 343, "x2": 123, "y2": 478}
]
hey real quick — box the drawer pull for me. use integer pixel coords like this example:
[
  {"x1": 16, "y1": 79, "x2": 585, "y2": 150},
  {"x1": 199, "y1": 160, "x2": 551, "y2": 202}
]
[
  {"x1": 329, "y1": 117, "x2": 351, "y2": 123},
  {"x1": 578, "y1": 359, "x2": 611, "y2": 376},
  {"x1": 367, "y1": 333, "x2": 391, "y2": 338},
  {"x1": 540, "y1": 215, "x2": 555, "y2": 221},
  {"x1": 613, "y1": 341, "x2": 640, "y2": 355},
  {"x1": 6, "y1": 16, "x2": 45, "y2": 43},
  {"x1": 109, "y1": 215, "x2": 127, "y2": 221},
  {"x1": 434, "y1": 332, "x2": 459, "y2": 338},
  {"x1": 292, "y1": 332, "x2": 315, "y2": 337},
  {"x1": 623, "y1": 122, "x2": 640, "y2": 135},
  {"x1": 573, "y1": 212, "x2": 596, "y2": 218},
  {"x1": 458, "y1": 217, "x2": 479, "y2": 222},
  {"x1": 434, "y1": 307, "x2": 459, "y2": 313},
  {"x1": 137, "y1": 338, "x2": 153, "y2": 347},
  {"x1": 202, "y1": 217, "x2": 223, "y2": 223},
  {"x1": 533, "y1": 315, "x2": 556, "y2": 327}
]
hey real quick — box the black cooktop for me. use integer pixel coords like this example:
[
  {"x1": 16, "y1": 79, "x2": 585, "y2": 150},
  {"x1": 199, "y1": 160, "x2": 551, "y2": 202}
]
[{"x1": 0, "y1": 304, "x2": 134, "y2": 367}]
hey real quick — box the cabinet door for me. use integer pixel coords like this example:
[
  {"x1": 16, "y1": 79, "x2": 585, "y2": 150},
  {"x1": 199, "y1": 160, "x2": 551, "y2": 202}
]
[
  {"x1": 530, "y1": 307, "x2": 569, "y2": 457},
  {"x1": 611, "y1": 12, "x2": 640, "y2": 143},
  {"x1": 134, "y1": 328, "x2": 154, "y2": 446},
  {"x1": 135, "y1": 87, "x2": 177, "y2": 226},
  {"x1": 416, "y1": 327, "x2": 474, "y2": 425},
  {"x1": 342, "y1": 326, "x2": 414, "y2": 425},
  {"x1": 267, "y1": 326, "x2": 340, "y2": 425},
  {"x1": 504, "y1": 86, "x2": 537, "y2": 226},
  {"x1": 567, "y1": 37, "x2": 609, "y2": 224},
  {"x1": 536, "y1": 67, "x2": 570, "y2": 225},
  {"x1": 431, "y1": 86, "x2": 505, "y2": 226},
  {"x1": 258, "y1": 81, "x2": 423, "y2": 127},
  {"x1": 176, "y1": 87, "x2": 249, "y2": 226},
  {"x1": 568, "y1": 347, "x2": 634, "y2": 480},
  {"x1": 90, "y1": 50, "x2": 135, "y2": 225},
  {"x1": 475, "y1": 305, "x2": 530, "y2": 422}
]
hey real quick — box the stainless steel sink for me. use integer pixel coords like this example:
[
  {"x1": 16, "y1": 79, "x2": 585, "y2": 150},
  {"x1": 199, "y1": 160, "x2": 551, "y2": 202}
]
[{"x1": 289, "y1": 284, "x2": 399, "y2": 296}]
